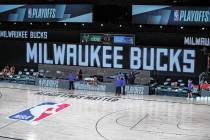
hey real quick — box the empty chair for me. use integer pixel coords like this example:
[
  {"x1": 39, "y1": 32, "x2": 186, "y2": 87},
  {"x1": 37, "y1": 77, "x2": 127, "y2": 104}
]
[
  {"x1": 56, "y1": 70, "x2": 62, "y2": 74},
  {"x1": 166, "y1": 78, "x2": 171, "y2": 82},
  {"x1": 38, "y1": 69, "x2": 45, "y2": 78},
  {"x1": 39, "y1": 69, "x2": 45, "y2": 73},
  {"x1": 24, "y1": 68, "x2": 28, "y2": 72},
  {"x1": 178, "y1": 79, "x2": 183, "y2": 83},
  {"x1": 30, "y1": 69, "x2": 34, "y2": 75},
  {"x1": 18, "y1": 71, "x2": 23, "y2": 75},
  {"x1": 164, "y1": 82, "x2": 169, "y2": 86},
  {"x1": 180, "y1": 83, "x2": 185, "y2": 87}
]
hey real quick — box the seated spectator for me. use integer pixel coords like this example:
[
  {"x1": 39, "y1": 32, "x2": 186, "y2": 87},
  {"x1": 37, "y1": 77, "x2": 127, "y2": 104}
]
[
  {"x1": 2, "y1": 65, "x2": 10, "y2": 79},
  {"x1": 10, "y1": 65, "x2": 16, "y2": 76},
  {"x1": 200, "y1": 81, "x2": 209, "y2": 90},
  {"x1": 93, "y1": 76, "x2": 98, "y2": 86}
]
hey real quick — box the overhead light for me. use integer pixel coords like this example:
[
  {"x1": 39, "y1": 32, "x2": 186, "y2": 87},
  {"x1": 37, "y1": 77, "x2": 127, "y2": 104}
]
[
  {"x1": 13, "y1": 22, "x2": 16, "y2": 25},
  {"x1": 139, "y1": 25, "x2": 142, "y2": 28},
  {"x1": 180, "y1": 26, "x2": 184, "y2": 29},
  {"x1": 64, "y1": 23, "x2": 67, "y2": 26},
  {"x1": 160, "y1": 26, "x2": 163, "y2": 29},
  {"x1": 202, "y1": 27, "x2": 205, "y2": 30},
  {"x1": 100, "y1": 23, "x2": 104, "y2": 27},
  {"x1": 46, "y1": 22, "x2": 50, "y2": 26},
  {"x1": 82, "y1": 23, "x2": 85, "y2": 26},
  {"x1": 119, "y1": 24, "x2": 122, "y2": 27},
  {"x1": 30, "y1": 22, "x2": 33, "y2": 25}
]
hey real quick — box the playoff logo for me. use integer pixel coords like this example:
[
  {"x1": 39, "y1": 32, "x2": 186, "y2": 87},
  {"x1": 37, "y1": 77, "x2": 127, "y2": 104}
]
[
  {"x1": 28, "y1": 8, "x2": 32, "y2": 18},
  {"x1": 174, "y1": 10, "x2": 179, "y2": 21}
]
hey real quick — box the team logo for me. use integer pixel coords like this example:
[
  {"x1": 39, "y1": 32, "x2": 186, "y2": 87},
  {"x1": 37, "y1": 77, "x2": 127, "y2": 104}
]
[
  {"x1": 174, "y1": 10, "x2": 179, "y2": 21},
  {"x1": 9, "y1": 102, "x2": 70, "y2": 124}
]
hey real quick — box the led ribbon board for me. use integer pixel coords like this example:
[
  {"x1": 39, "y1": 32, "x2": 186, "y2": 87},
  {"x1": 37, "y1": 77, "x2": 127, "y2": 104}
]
[
  {"x1": 132, "y1": 5, "x2": 210, "y2": 26},
  {"x1": 0, "y1": 4, "x2": 93, "y2": 22}
]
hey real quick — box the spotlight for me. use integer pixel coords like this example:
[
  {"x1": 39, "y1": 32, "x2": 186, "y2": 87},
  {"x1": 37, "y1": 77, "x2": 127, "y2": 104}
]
[
  {"x1": 202, "y1": 27, "x2": 205, "y2": 30},
  {"x1": 180, "y1": 26, "x2": 184, "y2": 29},
  {"x1": 100, "y1": 23, "x2": 104, "y2": 27},
  {"x1": 30, "y1": 22, "x2": 33, "y2": 25},
  {"x1": 119, "y1": 24, "x2": 122, "y2": 28},
  {"x1": 160, "y1": 26, "x2": 163, "y2": 29},
  {"x1": 64, "y1": 23, "x2": 67, "y2": 26},
  {"x1": 13, "y1": 22, "x2": 16, "y2": 25},
  {"x1": 82, "y1": 23, "x2": 85, "y2": 26},
  {"x1": 46, "y1": 22, "x2": 50, "y2": 26},
  {"x1": 139, "y1": 25, "x2": 142, "y2": 28}
]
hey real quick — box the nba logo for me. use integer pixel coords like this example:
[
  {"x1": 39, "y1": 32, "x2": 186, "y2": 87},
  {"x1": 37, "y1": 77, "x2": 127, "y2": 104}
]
[
  {"x1": 174, "y1": 10, "x2": 179, "y2": 21},
  {"x1": 9, "y1": 102, "x2": 70, "y2": 124},
  {"x1": 28, "y1": 8, "x2": 32, "y2": 18}
]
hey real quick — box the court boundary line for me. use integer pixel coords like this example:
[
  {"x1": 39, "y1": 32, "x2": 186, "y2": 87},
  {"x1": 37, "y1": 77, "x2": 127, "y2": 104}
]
[
  {"x1": 0, "y1": 120, "x2": 20, "y2": 130},
  {"x1": 0, "y1": 135, "x2": 25, "y2": 140},
  {"x1": 130, "y1": 113, "x2": 149, "y2": 130},
  {"x1": 95, "y1": 109, "x2": 129, "y2": 140},
  {"x1": 115, "y1": 113, "x2": 210, "y2": 139}
]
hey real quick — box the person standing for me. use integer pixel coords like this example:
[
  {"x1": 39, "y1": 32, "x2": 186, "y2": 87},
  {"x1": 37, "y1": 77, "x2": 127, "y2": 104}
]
[
  {"x1": 78, "y1": 69, "x2": 83, "y2": 81},
  {"x1": 68, "y1": 73, "x2": 76, "y2": 90},
  {"x1": 187, "y1": 80, "x2": 193, "y2": 98},
  {"x1": 121, "y1": 77, "x2": 126, "y2": 95},
  {"x1": 115, "y1": 77, "x2": 122, "y2": 96}
]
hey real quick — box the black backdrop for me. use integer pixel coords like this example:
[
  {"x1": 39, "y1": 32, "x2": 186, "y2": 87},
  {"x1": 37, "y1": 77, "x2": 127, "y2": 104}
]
[
  {"x1": 0, "y1": 29, "x2": 207, "y2": 82},
  {"x1": 0, "y1": 40, "x2": 205, "y2": 77}
]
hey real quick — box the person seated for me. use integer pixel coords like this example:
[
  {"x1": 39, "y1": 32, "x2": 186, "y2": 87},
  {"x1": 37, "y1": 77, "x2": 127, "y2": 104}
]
[
  {"x1": 171, "y1": 82, "x2": 179, "y2": 89},
  {"x1": 2, "y1": 65, "x2": 10, "y2": 79},
  {"x1": 10, "y1": 65, "x2": 16, "y2": 76},
  {"x1": 93, "y1": 76, "x2": 98, "y2": 86},
  {"x1": 200, "y1": 81, "x2": 209, "y2": 90}
]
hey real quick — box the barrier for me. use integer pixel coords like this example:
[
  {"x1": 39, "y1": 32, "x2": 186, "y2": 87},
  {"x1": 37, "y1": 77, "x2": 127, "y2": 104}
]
[{"x1": 35, "y1": 78, "x2": 149, "y2": 95}]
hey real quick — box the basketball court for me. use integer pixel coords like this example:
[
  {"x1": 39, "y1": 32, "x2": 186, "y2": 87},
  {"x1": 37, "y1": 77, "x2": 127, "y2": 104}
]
[{"x1": 0, "y1": 82, "x2": 210, "y2": 140}]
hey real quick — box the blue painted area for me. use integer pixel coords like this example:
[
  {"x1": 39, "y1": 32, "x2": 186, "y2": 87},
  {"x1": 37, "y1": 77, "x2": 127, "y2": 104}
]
[
  {"x1": 55, "y1": 4, "x2": 66, "y2": 18},
  {"x1": 17, "y1": 8, "x2": 26, "y2": 21},
  {"x1": 132, "y1": 5, "x2": 170, "y2": 15},
  {"x1": 8, "y1": 14, "x2": 18, "y2": 21},
  {"x1": 8, "y1": 102, "x2": 56, "y2": 121},
  {"x1": 0, "y1": 5, "x2": 25, "y2": 13},
  {"x1": 60, "y1": 13, "x2": 92, "y2": 22}
]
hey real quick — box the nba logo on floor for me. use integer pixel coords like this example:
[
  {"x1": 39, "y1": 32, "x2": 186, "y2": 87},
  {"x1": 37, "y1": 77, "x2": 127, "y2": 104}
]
[{"x1": 8, "y1": 102, "x2": 70, "y2": 123}]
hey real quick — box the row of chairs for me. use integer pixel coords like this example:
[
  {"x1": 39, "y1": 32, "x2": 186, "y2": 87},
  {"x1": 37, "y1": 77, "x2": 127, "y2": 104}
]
[
  {"x1": 163, "y1": 78, "x2": 185, "y2": 87},
  {"x1": 8, "y1": 68, "x2": 37, "y2": 85}
]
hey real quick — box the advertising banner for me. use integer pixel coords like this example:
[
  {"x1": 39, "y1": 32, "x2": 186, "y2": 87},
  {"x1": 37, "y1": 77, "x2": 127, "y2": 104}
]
[
  {"x1": 0, "y1": 4, "x2": 93, "y2": 22},
  {"x1": 132, "y1": 5, "x2": 210, "y2": 26}
]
